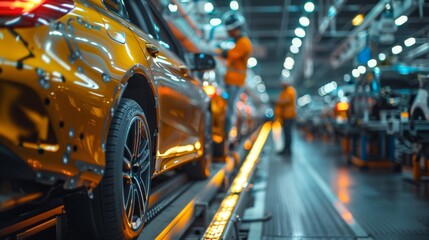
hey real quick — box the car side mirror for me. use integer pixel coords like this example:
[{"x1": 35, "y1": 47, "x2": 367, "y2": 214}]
[{"x1": 191, "y1": 53, "x2": 216, "y2": 71}]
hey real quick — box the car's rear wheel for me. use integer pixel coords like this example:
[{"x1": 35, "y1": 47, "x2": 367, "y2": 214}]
[
  {"x1": 183, "y1": 111, "x2": 212, "y2": 180},
  {"x1": 66, "y1": 99, "x2": 152, "y2": 240}
]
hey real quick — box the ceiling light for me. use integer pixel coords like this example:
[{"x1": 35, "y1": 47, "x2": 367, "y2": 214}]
[
  {"x1": 367, "y1": 59, "x2": 377, "y2": 68},
  {"x1": 168, "y1": 3, "x2": 178, "y2": 12},
  {"x1": 378, "y1": 53, "x2": 386, "y2": 61},
  {"x1": 294, "y1": 27, "x2": 306, "y2": 38},
  {"x1": 292, "y1": 37, "x2": 302, "y2": 47},
  {"x1": 352, "y1": 69, "x2": 360, "y2": 78},
  {"x1": 395, "y1": 15, "x2": 408, "y2": 26},
  {"x1": 284, "y1": 62, "x2": 294, "y2": 70},
  {"x1": 284, "y1": 57, "x2": 295, "y2": 66},
  {"x1": 352, "y1": 14, "x2": 364, "y2": 26},
  {"x1": 392, "y1": 45, "x2": 403, "y2": 55},
  {"x1": 299, "y1": 16, "x2": 310, "y2": 27},
  {"x1": 209, "y1": 18, "x2": 221, "y2": 26},
  {"x1": 304, "y1": 2, "x2": 315, "y2": 13},
  {"x1": 247, "y1": 57, "x2": 257, "y2": 68},
  {"x1": 257, "y1": 83, "x2": 266, "y2": 92},
  {"x1": 358, "y1": 65, "x2": 366, "y2": 74},
  {"x1": 204, "y1": 2, "x2": 214, "y2": 13},
  {"x1": 343, "y1": 74, "x2": 351, "y2": 82},
  {"x1": 297, "y1": 94, "x2": 312, "y2": 107},
  {"x1": 404, "y1": 37, "x2": 416, "y2": 47},
  {"x1": 290, "y1": 45, "x2": 299, "y2": 54},
  {"x1": 282, "y1": 69, "x2": 290, "y2": 78},
  {"x1": 230, "y1": 0, "x2": 239, "y2": 11}
]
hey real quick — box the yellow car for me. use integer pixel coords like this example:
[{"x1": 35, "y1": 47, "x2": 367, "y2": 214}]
[
  {"x1": 149, "y1": 4, "x2": 230, "y2": 160},
  {"x1": 0, "y1": 0, "x2": 215, "y2": 239}
]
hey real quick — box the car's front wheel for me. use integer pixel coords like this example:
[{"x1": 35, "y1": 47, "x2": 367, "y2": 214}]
[{"x1": 66, "y1": 99, "x2": 152, "y2": 240}]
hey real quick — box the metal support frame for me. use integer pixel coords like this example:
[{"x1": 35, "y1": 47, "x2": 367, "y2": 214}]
[
  {"x1": 350, "y1": 121, "x2": 397, "y2": 169},
  {"x1": 330, "y1": 0, "x2": 418, "y2": 68},
  {"x1": 400, "y1": 121, "x2": 429, "y2": 182},
  {"x1": 194, "y1": 202, "x2": 209, "y2": 228},
  {"x1": 55, "y1": 210, "x2": 67, "y2": 240}
]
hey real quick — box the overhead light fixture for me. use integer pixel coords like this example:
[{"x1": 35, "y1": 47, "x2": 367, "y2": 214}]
[
  {"x1": 352, "y1": 69, "x2": 360, "y2": 78},
  {"x1": 247, "y1": 57, "x2": 257, "y2": 68},
  {"x1": 378, "y1": 53, "x2": 386, "y2": 61},
  {"x1": 290, "y1": 45, "x2": 299, "y2": 54},
  {"x1": 304, "y1": 2, "x2": 315, "y2": 13},
  {"x1": 299, "y1": 16, "x2": 310, "y2": 27},
  {"x1": 318, "y1": 81, "x2": 337, "y2": 96},
  {"x1": 230, "y1": 0, "x2": 239, "y2": 11},
  {"x1": 284, "y1": 61, "x2": 294, "y2": 70},
  {"x1": 352, "y1": 14, "x2": 364, "y2": 26},
  {"x1": 391, "y1": 45, "x2": 403, "y2": 55},
  {"x1": 358, "y1": 65, "x2": 366, "y2": 74},
  {"x1": 367, "y1": 59, "x2": 377, "y2": 68},
  {"x1": 204, "y1": 2, "x2": 214, "y2": 13},
  {"x1": 294, "y1": 27, "x2": 306, "y2": 38},
  {"x1": 297, "y1": 94, "x2": 312, "y2": 107},
  {"x1": 282, "y1": 69, "x2": 290, "y2": 78},
  {"x1": 256, "y1": 83, "x2": 266, "y2": 92},
  {"x1": 343, "y1": 74, "x2": 351, "y2": 82},
  {"x1": 292, "y1": 37, "x2": 302, "y2": 47},
  {"x1": 404, "y1": 37, "x2": 416, "y2": 47},
  {"x1": 210, "y1": 18, "x2": 222, "y2": 26},
  {"x1": 395, "y1": 15, "x2": 408, "y2": 26},
  {"x1": 168, "y1": 3, "x2": 178, "y2": 12},
  {"x1": 284, "y1": 57, "x2": 295, "y2": 66}
]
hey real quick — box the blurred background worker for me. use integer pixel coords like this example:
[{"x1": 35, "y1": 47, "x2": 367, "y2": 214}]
[
  {"x1": 217, "y1": 12, "x2": 253, "y2": 145},
  {"x1": 276, "y1": 80, "x2": 297, "y2": 155}
]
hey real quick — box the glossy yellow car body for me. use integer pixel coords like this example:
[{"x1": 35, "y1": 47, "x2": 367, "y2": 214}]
[{"x1": 0, "y1": 0, "x2": 211, "y2": 192}]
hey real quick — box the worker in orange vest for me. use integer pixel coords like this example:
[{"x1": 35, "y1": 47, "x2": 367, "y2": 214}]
[
  {"x1": 218, "y1": 12, "x2": 253, "y2": 144},
  {"x1": 276, "y1": 80, "x2": 297, "y2": 155}
]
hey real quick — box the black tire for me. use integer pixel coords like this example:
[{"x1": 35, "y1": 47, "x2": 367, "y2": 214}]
[
  {"x1": 66, "y1": 99, "x2": 152, "y2": 240},
  {"x1": 184, "y1": 111, "x2": 212, "y2": 180}
]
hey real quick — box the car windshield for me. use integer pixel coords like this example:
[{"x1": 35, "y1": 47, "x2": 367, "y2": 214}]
[{"x1": 380, "y1": 71, "x2": 420, "y2": 89}]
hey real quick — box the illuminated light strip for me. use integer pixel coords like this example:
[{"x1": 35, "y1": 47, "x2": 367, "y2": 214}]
[
  {"x1": 230, "y1": 122, "x2": 272, "y2": 193},
  {"x1": 203, "y1": 122, "x2": 272, "y2": 240}
]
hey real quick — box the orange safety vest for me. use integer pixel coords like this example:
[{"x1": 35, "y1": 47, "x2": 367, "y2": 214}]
[
  {"x1": 276, "y1": 86, "x2": 297, "y2": 120},
  {"x1": 224, "y1": 36, "x2": 252, "y2": 87}
]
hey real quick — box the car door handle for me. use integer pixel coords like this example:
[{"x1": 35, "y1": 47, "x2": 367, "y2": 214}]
[
  {"x1": 146, "y1": 43, "x2": 159, "y2": 57},
  {"x1": 179, "y1": 65, "x2": 189, "y2": 77}
]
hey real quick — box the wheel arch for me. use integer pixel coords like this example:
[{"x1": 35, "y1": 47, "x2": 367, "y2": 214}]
[{"x1": 119, "y1": 66, "x2": 159, "y2": 170}]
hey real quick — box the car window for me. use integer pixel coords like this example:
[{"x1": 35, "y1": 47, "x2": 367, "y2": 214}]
[
  {"x1": 123, "y1": 0, "x2": 151, "y2": 34},
  {"x1": 151, "y1": 12, "x2": 177, "y2": 52},
  {"x1": 103, "y1": 0, "x2": 128, "y2": 19},
  {"x1": 145, "y1": 3, "x2": 185, "y2": 60}
]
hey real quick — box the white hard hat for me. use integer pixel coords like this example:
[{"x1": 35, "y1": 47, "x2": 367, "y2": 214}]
[{"x1": 223, "y1": 12, "x2": 245, "y2": 31}]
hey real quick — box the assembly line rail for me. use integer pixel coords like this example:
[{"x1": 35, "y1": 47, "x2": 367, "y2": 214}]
[{"x1": 0, "y1": 123, "x2": 267, "y2": 240}]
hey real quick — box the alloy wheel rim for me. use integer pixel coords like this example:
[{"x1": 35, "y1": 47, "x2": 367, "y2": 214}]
[{"x1": 122, "y1": 115, "x2": 151, "y2": 230}]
